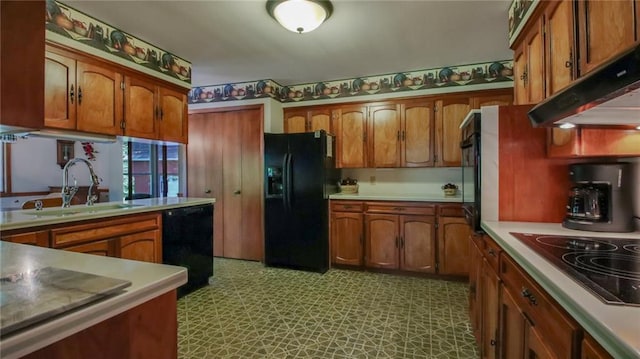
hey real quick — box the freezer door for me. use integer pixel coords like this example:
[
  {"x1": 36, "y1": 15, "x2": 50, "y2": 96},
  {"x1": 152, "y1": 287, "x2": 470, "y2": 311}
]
[{"x1": 264, "y1": 133, "x2": 291, "y2": 267}]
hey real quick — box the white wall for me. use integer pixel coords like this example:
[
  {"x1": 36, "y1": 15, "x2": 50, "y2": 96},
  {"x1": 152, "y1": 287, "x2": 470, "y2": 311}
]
[{"x1": 342, "y1": 167, "x2": 462, "y2": 196}]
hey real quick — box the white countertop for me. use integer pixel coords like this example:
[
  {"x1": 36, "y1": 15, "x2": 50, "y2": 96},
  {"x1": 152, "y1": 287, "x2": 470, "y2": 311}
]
[
  {"x1": 0, "y1": 197, "x2": 216, "y2": 231},
  {"x1": 481, "y1": 221, "x2": 640, "y2": 359},
  {"x1": 329, "y1": 192, "x2": 462, "y2": 202},
  {"x1": 0, "y1": 241, "x2": 187, "y2": 359}
]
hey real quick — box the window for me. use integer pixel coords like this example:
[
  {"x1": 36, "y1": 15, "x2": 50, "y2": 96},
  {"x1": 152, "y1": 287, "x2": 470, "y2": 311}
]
[{"x1": 123, "y1": 141, "x2": 184, "y2": 199}]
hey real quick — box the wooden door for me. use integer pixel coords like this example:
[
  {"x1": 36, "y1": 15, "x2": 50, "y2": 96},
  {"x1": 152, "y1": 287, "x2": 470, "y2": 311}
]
[
  {"x1": 500, "y1": 286, "x2": 526, "y2": 359},
  {"x1": 525, "y1": 18, "x2": 545, "y2": 104},
  {"x1": 545, "y1": 0, "x2": 575, "y2": 97},
  {"x1": 1, "y1": 230, "x2": 49, "y2": 247},
  {"x1": 470, "y1": 92, "x2": 513, "y2": 109},
  {"x1": 159, "y1": 86, "x2": 188, "y2": 143},
  {"x1": 582, "y1": 335, "x2": 614, "y2": 359},
  {"x1": 334, "y1": 105, "x2": 367, "y2": 168},
  {"x1": 580, "y1": 129, "x2": 640, "y2": 156},
  {"x1": 187, "y1": 113, "x2": 223, "y2": 256},
  {"x1": 401, "y1": 99, "x2": 434, "y2": 167},
  {"x1": 469, "y1": 236, "x2": 483, "y2": 344},
  {"x1": 44, "y1": 51, "x2": 76, "y2": 129},
  {"x1": 64, "y1": 239, "x2": 113, "y2": 256},
  {"x1": 437, "y1": 217, "x2": 471, "y2": 276},
  {"x1": 284, "y1": 109, "x2": 307, "y2": 133},
  {"x1": 331, "y1": 212, "x2": 363, "y2": 266},
  {"x1": 365, "y1": 214, "x2": 399, "y2": 269},
  {"x1": 399, "y1": 215, "x2": 435, "y2": 273},
  {"x1": 513, "y1": 45, "x2": 528, "y2": 105},
  {"x1": 547, "y1": 128, "x2": 579, "y2": 157},
  {"x1": 309, "y1": 107, "x2": 332, "y2": 133},
  {"x1": 75, "y1": 61, "x2": 122, "y2": 135},
  {"x1": 435, "y1": 97, "x2": 469, "y2": 167},
  {"x1": 578, "y1": 0, "x2": 637, "y2": 75},
  {"x1": 369, "y1": 104, "x2": 400, "y2": 167},
  {"x1": 119, "y1": 229, "x2": 161, "y2": 263},
  {"x1": 526, "y1": 320, "x2": 556, "y2": 359},
  {"x1": 482, "y1": 260, "x2": 500, "y2": 359},
  {"x1": 124, "y1": 76, "x2": 158, "y2": 140}
]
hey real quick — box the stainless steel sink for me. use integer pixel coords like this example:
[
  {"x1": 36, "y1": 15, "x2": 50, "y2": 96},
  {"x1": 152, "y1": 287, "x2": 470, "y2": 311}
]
[{"x1": 23, "y1": 204, "x2": 143, "y2": 217}]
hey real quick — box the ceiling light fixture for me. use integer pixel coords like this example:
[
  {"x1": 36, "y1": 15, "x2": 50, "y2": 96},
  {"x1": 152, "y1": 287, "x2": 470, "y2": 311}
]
[
  {"x1": 266, "y1": 0, "x2": 333, "y2": 34},
  {"x1": 558, "y1": 123, "x2": 576, "y2": 129}
]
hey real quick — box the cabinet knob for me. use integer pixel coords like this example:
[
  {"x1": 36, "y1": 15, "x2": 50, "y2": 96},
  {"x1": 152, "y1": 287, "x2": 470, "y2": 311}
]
[
  {"x1": 234, "y1": 190, "x2": 241, "y2": 195},
  {"x1": 490, "y1": 339, "x2": 497, "y2": 346},
  {"x1": 564, "y1": 60, "x2": 572, "y2": 68},
  {"x1": 204, "y1": 189, "x2": 212, "y2": 194},
  {"x1": 487, "y1": 248, "x2": 496, "y2": 257},
  {"x1": 521, "y1": 287, "x2": 537, "y2": 306}
]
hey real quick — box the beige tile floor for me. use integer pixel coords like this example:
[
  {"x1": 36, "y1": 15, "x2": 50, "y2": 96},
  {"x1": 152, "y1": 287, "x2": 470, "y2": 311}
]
[{"x1": 178, "y1": 258, "x2": 479, "y2": 359}]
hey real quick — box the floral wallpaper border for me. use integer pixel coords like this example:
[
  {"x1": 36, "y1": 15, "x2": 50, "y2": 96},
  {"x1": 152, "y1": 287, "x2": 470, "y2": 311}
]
[
  {"x1": 46, "y1": 0, "x2": 191, "y2": 86},
  {"x1": 508, "y1": 0, "x2": 539, "y2": 44},
  {"x1": 188, "y1": 60, "x2": 514, "y2": 104}
]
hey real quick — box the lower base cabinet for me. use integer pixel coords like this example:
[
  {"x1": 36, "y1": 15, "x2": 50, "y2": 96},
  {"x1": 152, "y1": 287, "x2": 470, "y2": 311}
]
[
  {"x1": 582, "y1": 334, "x2": 614, "y2": 359},
  {"x1": 331, "y1": 210, "x2": 364, "y2": 266},
  {"x1": 437, "y1": 215, "x2": 472, "y2": 275}
]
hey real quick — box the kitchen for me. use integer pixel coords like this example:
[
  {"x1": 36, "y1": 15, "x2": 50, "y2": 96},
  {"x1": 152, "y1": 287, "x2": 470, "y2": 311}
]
[{"x1": 1, "y1": 0, "x2": 640, "y2": 358}]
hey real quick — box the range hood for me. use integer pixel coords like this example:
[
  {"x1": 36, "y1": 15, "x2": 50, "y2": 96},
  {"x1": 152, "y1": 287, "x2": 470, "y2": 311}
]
[{"x1": 528, "y1": 44, "x2": 640, "y2": 129}]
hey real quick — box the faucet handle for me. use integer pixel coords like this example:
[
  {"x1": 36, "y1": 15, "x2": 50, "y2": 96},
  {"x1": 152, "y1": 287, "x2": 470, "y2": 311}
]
[
  {"x1": 86, "y1": 194, "x2": 98, "y2": 206},
  {"x1": 35, "y1": 200, "x2": 43, "y2": 211}
]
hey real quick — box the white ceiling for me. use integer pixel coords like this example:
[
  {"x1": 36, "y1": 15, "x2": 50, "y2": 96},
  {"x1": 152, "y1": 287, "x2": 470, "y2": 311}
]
[{"x1": 65, "y1": 0, "x2": 513, "y2": 87}]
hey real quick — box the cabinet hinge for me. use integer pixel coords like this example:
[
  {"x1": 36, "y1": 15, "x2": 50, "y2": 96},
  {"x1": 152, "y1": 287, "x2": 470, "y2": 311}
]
[
  {"x1": 120, "y1": 120, "x2": 126, "y2": 130},
  {"x1": 121, "y1": 82, "x2": 125, "y2": 90},
  {"x1": 435, "y1": 223, "x2": 439, "y2": 229},
  {"x1": 434, "y1": 105, "x2": 438, "y2": 112}
]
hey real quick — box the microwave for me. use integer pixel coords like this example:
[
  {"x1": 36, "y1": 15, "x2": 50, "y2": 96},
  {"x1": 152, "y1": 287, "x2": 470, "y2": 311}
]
[{"x1": 460, "y1": 110, "x2": 482, "y2": 232}]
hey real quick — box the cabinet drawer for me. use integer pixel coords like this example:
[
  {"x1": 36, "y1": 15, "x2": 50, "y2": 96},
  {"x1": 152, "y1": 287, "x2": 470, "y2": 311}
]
[
  {"x1": 500, "y1": 254, "x2": 580, "y2": 358},
  {"x1": 51, "y1": 213, "x2": 160, "y2": 248},
  {"x1": 1, "y1": 230, "x2": 50, "y2": 247},
  {"x1": 481, "y1": 234, "x2": 500, "y2": 272},
  {"x1": 330, "y1": 201, "x2": 364, "y2": 212},
  {"x1": 438, "y1": 204, "x2": 464, "y2": 217},
  {"x1": 365, "y1": 202, "x2": 435, "y2": 215}
]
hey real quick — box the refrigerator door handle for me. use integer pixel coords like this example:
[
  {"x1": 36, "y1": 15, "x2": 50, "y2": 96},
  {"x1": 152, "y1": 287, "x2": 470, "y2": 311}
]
[
  {"x1": 285, "y1": 153, "x2": 293, "y2": 211},
  {"x1": 282, "y1": 153, "x2": 289, "y2": 212}
]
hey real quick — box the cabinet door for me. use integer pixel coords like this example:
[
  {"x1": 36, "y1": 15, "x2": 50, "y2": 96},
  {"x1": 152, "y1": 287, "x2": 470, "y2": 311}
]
[
  {"x1": 578, "y1": 0, "x2": 637, "y2": 75},
  {"x1": 309, "y1": 108, "x2": 332, "y2": 133},
  {"x1": 159, "y1": 86, "x2": 188, "y2": 143},
  {"x1": 526, "y1": 320, "x2": 556, "y2": 359},
  {"x1": 500, "y1": 286, "x2": 526, "y2": 359},
  {"x1": 365, "y1": 214, "x2": 399, "y2": 269},
  {"x1": 400, "y1": 215, "x2": 435, "y2": 273},
  {"x1": 547, "y1": 128, "x2": 580, "y2": 158},
  {"x1": 470, "y1": 93, "x2": 513, "y2": 109},
  {"x1": 119, "y1": 229, "x2": 161, "y2": 263},
  {"x1": 124, "y1": 76, "x2": 158, "y2": 140},
  {"x1": 437, "y1": 217, "x2": 471, "y2": 276},
  {"x1": 334, "y1": 105, "x2": 367, "y2": 168},
  {"x1": 369, "y1": 104, "x2": 401, "y2": 167},
  {"x1": 44, "y1": 51, "x2": 76, "y2": 129},
  {"x1": 545, "y1": 0, "x2": 576, "y2": 97},
  {"x1": 580, "y1": 129, "x2": 640, "y2": 156},
  {"x1": 513, "y1": 45, "x2": 528, "y2": 105},
  {"x1": 1, "y1": 230, "x2": 49, "y2": 247},
  {"x1": 75, "y1": 61, "x2": 122, "y2": 135},
  {"x1": 284, "y1": 109, "x2": 307, "y2": 133},
  {"x1": 435, "y1": 97, "x2": 469, "y2": 167},
  {"x1": 401, "y1": 100, "x2": 434, "y2": 167},
  {"x1": 582, "y1": 335, "x2": 614, "y2": 359},
  {"x1": 469, "y1": 236, "x2": 484, "y2": 344},
  {"x1": 64, "y1": 239, "x2": 114, "y2": 256},
  {"x1": 525, "y1": 17, "x2": 545, "y2": 104},
  {"x1": 331, "y1": 212, "x2": 363, "y2": 266},
  {"x1": 482, "y1": 260, "x2": 500, "y2": 359}
]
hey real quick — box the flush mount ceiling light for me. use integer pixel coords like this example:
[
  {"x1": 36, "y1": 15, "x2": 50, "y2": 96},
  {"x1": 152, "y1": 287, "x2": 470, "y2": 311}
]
[{"x1": 266, "y1": 0, "x2": 333, "y2": 34}]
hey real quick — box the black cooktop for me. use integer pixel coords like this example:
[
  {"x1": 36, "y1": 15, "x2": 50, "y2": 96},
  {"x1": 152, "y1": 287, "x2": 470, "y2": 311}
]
[{"x1": 510, "y1": 232, "x2": 640, "y2": 307}]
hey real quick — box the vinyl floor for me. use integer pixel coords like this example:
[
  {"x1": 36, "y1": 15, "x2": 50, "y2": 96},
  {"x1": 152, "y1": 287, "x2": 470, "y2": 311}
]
[{"x1": 177, "y1": 258, "x2": 479, "y2": 359}]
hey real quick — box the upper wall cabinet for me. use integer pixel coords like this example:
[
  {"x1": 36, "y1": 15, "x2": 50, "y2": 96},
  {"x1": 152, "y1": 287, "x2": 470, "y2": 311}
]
[
  {"x1": 434, "y1": 97, "x2": 470, "y2": 167},
  {"x1": 1, "y1": 1, "x2": 45, "y2": 130},
  {"x1": 284, "y1": 107, "x2": 332, "y2": 134},
  {"x1": 368, "y1": 103, "x2": 401, "y2": 168},
  {"x1": 513, "y1": 15, "x2": 545, "y2": 105},
  {"x1": 544, "y1": 0, "x2": 576, "y2": 97},
  {"x1": 45, "y1": 47, "x2": 123, "y2": 135},
  {"x1": 45, "y1": 44, "x2": 189, "y2": 143},
  {"x1": 333, "y1": 105, "x2": 368, "y2": 168}
]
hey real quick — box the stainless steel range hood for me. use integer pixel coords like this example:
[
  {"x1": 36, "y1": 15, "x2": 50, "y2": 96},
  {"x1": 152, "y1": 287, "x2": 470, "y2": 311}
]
[{"x1": 528, "y1": 44, "x2": 640, "y2": 129}]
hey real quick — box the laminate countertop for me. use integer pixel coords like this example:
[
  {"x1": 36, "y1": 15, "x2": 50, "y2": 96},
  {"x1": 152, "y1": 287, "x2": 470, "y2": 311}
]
[
  {"x1": 329, "y1": 192, "x2": 462, "y2": 202},
  {"x1": 0, "y1": 241, "x2": 187, "y2": 359},
  {"x1": 0, "y1": 197, "x2": 216, "y2": 231},
  {"x1": 482, "y1": 221, "x2": 640, "y2": 359}
]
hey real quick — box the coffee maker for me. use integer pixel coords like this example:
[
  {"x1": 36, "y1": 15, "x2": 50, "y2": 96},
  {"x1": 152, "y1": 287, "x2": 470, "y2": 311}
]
[{"x1": 563, "y1": 163, "x2": 634, "y2": 232}]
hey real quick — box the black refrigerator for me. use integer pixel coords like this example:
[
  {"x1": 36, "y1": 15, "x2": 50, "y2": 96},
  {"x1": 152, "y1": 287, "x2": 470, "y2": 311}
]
[{"x1": 264, "y1": 130, "x2": 340, "y2": 273}]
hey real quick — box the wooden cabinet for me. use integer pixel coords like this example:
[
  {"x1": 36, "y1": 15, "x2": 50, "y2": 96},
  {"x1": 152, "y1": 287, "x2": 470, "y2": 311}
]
[
  {"x1": 333, "y1": 105, "x2": 368, "y2": 168},
  {"x1": 434, "y1": 97, "x2": 470, "y2": 167},
  {"x1": 513, "y1": 16, "x2": 545, "y2": 105},
  {"x1": 548, "y1": 128, "x2": 640, "y2": 158},
  {"x1": 45, "y1": 46, "x2": 122, "y2": 135},
  {"x1": 330, "y1": 201, "x2": 364, "y2": 266},
  {"x1": 468, "y1": 234, "x2": 484, "y2": 344},
  {"x1": 582, "y1": 334, "x2": 614, "y2": 359},
  {"x1": 368, "y1": 103, "x2": 401, "y2": 167},
  {"x1": 500, "y1": 282, "x2": 525, "y2": 358},
  {"x1": 364, "y1": 202, "x2": 436, "y2": 273},
  {"x1": 65, "y1": 239, "x2": 113, "y2": 256},
  {"x1": 1, "y1": 230, "x2": 49, "y2": 247},
  {"x1": 470, "y1": 91, "x2": 513, "y2": 109},
  {"x1": 119, "y1": 229, "x2": 162, "y2": 263},
  {"x1": 544, "y1": 0, "x2": 576, "y2": 97},
  {"x1": 437, "y1": 215, "x2": 471, "y2": 276},
  {"x1": 481, "y1": 259, "x2": 500, "y2": 359},
  {"x1": 577, "y1": 0, "x2": 638, "y2": 76},
  {"x1": 158, "y1": 86, "x2": 188, "y2": 143},
  {"x1": 400, "y1": 99, "x2": 435, "y2": 167},
  {"x1": 284, "y1": 107, "x2": 332, "y2": 133},
  {"x1": 0, "y1": 1, "x2": 45, "y2": 131}
]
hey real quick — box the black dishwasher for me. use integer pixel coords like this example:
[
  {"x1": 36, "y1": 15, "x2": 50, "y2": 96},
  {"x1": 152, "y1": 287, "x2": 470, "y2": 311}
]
[{"x1": 162, "y1": 204, "x2": 214, "y2": 298}]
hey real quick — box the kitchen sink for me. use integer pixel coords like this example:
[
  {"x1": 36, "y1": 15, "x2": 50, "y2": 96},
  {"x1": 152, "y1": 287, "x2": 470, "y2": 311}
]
[{"x1": 23, "y1": 204, "x2": 143, "y2": 217}]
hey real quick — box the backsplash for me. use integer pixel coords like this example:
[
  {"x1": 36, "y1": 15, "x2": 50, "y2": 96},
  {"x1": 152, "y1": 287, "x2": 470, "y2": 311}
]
[{"x1": 340, "y1": 167, "x2": 462, "y2": 197}]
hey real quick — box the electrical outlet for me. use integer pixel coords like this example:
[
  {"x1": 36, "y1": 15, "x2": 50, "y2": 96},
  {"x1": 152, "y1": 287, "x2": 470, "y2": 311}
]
[{"x1": 370, "y1": 176, "x2": 376, "y2": 185}]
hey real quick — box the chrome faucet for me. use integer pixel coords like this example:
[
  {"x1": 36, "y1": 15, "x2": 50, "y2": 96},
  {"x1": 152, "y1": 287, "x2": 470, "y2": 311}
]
[{"x1": 61, "y1": 158, "x2": 101, "y2": 208}]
